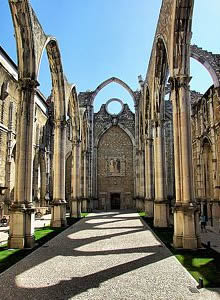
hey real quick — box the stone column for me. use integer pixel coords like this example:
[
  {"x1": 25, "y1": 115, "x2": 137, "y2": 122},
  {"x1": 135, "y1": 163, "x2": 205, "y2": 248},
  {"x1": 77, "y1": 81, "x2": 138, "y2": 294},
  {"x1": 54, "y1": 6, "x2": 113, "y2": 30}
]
[
  {"x1": 77, "y1": 143, "x2": 82, "y2": 216},
  {"x1": 51, "y1": 119, "x2": 67, "y2": 227},
  {"x1": 139, "y1": 149, "x2": 145, "y2": 198},
  {"x1": 144, "y1": 128, "x2": 154, "y2": 217},
  {"x1": 82, "y1": 151, "x2": 88, "y2": 212},
  {"x1": 153, "y1": 119, "x2": 169, "y2": 227},
  {"x1": 70, "y1": 140, "x2": 80, "y2": 217},
  {"x1": 8, "y1": 79, "x2": 38, "y2": 249},
  {"x1": 5, "y1": 102, "x2": 14, "y2": 213},
  {"x1": 134, "y1": 104, "x2": 139, "y2": 200},
  {"x1": 171, "y1": 76, "x2": 200, "y2": 249}
]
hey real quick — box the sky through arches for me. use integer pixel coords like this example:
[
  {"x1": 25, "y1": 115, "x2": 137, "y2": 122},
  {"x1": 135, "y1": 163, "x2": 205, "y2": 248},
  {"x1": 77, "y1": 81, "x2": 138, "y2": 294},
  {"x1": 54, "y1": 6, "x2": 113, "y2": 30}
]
[{"x1": 0, "y1": 0, "x2": 219, "y2": 113}]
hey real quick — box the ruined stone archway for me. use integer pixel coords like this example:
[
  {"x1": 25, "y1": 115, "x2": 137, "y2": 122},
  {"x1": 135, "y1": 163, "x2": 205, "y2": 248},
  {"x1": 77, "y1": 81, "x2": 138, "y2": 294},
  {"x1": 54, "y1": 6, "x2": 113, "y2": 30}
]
[
  {"x1": 190, "y1": 45, "x2": 220, "y2": 88},
  {"x1": 92, "y1": 77, "x2": 137, "y2": 106}
]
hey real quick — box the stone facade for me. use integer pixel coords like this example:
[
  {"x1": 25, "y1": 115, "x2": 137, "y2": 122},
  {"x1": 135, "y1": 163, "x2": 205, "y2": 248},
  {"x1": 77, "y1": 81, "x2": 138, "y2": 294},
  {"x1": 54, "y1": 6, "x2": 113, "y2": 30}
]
[
  {"x1": 93, "y1": 102, "x2": 135, "y2": 210},
  {"x1": 191, "y1": 85, "x2": 220, "y2": 228},
  {"x1": 0, "y1": 47, "x2": 50, "y2": 218}
]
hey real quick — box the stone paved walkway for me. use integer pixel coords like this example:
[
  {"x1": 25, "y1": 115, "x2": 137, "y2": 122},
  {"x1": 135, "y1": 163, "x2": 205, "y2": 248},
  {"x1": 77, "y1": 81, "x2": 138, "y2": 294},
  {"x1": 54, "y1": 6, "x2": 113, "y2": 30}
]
[
  {"x1": 201, "y1": 226, "x2": 220, "y2": 254},
  {"x1": 0, "y1": 211, "x2": 220, "y2": 300}
]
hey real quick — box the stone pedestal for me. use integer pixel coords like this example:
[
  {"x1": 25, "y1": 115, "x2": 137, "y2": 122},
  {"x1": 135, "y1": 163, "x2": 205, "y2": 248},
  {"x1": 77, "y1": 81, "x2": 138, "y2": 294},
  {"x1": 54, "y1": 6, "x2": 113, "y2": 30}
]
[
  {"x1": 8, "y1": 204, "x2": 35, "y2": 249},
  {"x1": 51, "y1": 202, "x2": 67, "y2": 227},
  {"x1": 173, "y1": 205, "x2": 183, "y2": 248},
  {"x1": 154, "y1": 201, "x2": 169, "y2": 227},
  {"x1": 173, "y1": 203, "x2": 201, "y2": 249},
  {"x1": 82, "y1": 198, "x2": 88, "y2": 212},
  {"x1": 136, "y1": 197, "x2": 144, "y2": 211},
  {"x1": 70, "y1": 198, "x2": 79, "y2": 218},
  {"x1": 144, "y1": 198, "x2": 154, "y2": 217}
]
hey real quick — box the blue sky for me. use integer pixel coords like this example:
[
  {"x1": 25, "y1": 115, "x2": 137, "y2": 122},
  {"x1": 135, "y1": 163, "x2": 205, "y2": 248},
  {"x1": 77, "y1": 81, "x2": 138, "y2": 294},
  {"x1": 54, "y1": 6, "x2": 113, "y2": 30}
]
[{"x1": 0, "y1": 0, "x2": 219, "y2": 112}]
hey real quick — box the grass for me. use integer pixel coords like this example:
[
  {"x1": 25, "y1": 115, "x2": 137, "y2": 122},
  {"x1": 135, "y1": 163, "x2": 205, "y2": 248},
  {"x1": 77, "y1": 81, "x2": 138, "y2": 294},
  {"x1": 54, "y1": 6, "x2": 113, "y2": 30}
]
[
  {"x1": 81, "y1": 212, "x2": 89, "y2": 218},
  {"x1": 138, "y1": 211, "x2": 147, "y2": 217},
  {"x1": 139, "y1": 214, "x2": 220, "y2": 288}
]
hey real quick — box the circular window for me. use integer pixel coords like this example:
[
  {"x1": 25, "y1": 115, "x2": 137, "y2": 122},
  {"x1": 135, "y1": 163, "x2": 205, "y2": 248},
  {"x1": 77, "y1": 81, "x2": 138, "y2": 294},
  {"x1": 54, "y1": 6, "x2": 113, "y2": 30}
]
[{"x1": 106, "y1": 98, "x2": 124, "y2": 115}]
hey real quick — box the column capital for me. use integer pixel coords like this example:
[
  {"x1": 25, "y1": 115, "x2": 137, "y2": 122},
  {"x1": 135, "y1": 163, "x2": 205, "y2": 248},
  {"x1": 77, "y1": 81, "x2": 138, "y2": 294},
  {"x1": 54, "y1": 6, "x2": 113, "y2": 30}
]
[
  {"x1": 168, "y1": 75, "x2": 192, "y2": 90},
  {"x1": 72, "y1": 137, "x2": 81, "y2": 147},
  {"x1": 54, "y1": 119, "x2": 67, "y2": 129},
  {"x1": 19, "y1": 78, "x2": 39, "y2": 91}
]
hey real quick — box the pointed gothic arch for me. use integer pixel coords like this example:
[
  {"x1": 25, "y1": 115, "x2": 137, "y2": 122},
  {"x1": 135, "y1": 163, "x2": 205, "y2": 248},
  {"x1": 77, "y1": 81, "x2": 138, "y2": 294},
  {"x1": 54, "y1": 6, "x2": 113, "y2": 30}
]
[{"x1": 92, "y1": 77, "x2": 137, "y2": 106}]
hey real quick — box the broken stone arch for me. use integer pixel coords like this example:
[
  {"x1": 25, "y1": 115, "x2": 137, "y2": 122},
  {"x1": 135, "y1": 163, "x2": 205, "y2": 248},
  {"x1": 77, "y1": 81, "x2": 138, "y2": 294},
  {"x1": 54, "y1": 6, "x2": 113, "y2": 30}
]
[
  {"x1": 190, "y1": 45, "x2": 220, "y2": 88},
  {"x1": 92, "y1": 77, "x2": 137, "y2": 107}
]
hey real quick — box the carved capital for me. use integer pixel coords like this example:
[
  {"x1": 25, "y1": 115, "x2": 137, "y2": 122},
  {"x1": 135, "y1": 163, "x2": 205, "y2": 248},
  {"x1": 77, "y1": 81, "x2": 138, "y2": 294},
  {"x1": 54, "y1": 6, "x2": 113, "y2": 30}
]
[
  {"x1": 19, "y1": 78, "x2": 39, "y2": 91},
  {"x1": 54, "y1": 119, "x2": 67, "y2": 129},
  {"x1": 72, "y1": 137, "x2": 80, "y2": 147},
  {"x1": 169, "y1": 76, "x2": 191, "y2": 90}
]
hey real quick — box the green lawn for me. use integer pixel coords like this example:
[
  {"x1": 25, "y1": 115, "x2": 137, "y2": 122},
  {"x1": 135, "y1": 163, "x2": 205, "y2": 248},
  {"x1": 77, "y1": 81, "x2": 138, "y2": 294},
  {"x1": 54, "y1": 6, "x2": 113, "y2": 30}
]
[
  {"x1": 138, "y1": 211, "x2": 147, "y2": 217},
  {"x1": 81, "y1": 212, "x2": 89, "y2": 218},
  {"x1": 140, "y1": 215, "x2": 220, "y2": 288}
]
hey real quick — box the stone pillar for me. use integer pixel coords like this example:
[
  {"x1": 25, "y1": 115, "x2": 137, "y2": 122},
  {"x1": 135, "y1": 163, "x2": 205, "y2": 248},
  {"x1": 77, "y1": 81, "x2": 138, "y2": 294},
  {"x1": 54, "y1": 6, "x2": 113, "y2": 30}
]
[
  {"x1": 171, "y1": 76, "x2": 200, "y2": 249},
  {"x1": 134, "y1": 104, "x2": 139, "y2": 199},
  {"x1": 51, "y1": 119, "x2": 67, "y2": 227},
  {"x1": 82, "y1": 151, "x2": 88, "y2": 212},
  {"x1": 144, "y1": 133, "x2": 154, "y2": 217},
  {"x1": 5, "y1": 102, "x2": 14, "y2": 213},
  {"x1": 153, "y1": 119, "x2": 169, "y2": 227},
  {"x1": 77, "y1": 143, "x2": 82, "y2": 216},
  {"x1": 139, "y1": 149, "x2": 145, "y2": 198},
  {"x1": 8, "y1": 79, "x2": 38, "y2": 249},
  {"x1": 70, "y1": 140, "x2": 80, "y2": 217}
]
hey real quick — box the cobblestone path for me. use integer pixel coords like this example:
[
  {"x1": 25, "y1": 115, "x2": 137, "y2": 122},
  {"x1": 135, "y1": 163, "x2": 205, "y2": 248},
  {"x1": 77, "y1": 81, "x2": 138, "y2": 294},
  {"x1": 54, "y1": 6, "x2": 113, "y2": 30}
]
[{"x1": 0, "y1": 211, "x2": 219, "y2": 300}]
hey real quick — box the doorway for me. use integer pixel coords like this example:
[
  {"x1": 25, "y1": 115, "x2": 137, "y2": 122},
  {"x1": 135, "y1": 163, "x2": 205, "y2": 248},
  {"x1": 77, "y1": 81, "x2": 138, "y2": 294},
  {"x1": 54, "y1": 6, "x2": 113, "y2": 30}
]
[{"x1": 110, "y1": 193, "x2": 120, "y2": 209}]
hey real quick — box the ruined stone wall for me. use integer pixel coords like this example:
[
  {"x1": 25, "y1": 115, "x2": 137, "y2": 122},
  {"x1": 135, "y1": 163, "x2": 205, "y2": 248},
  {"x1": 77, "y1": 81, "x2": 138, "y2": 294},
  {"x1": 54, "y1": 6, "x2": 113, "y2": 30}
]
[
  {"x1": 93, "y1": 101, "x2": 135, "y2": 210},
  {"x1": 191, "y1": 85, "x2": 220, "y2": 225},
  {"x1": 0, "y1": 48, "x2": 50, "y2": 213},
  {"x1": 97, "y1": 126, "x2": 134, "y2": 209},
  {"x1": 0, "y1": 64, "x2": 18, "y2": 190}
]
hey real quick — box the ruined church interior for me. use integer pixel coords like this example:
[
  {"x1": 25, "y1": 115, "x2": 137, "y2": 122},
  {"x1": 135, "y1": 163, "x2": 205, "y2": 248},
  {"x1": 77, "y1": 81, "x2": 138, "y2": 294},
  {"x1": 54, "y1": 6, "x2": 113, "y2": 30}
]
[{"x1": 0, "y1": 0, "x2": 220, "y2": 255}]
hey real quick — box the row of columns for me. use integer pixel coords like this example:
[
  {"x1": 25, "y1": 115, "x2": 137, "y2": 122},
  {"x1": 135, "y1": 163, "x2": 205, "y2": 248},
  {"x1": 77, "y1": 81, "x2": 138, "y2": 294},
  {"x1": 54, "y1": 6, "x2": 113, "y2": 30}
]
[
  {"x1": 139, "y1": 75, "x2": 200, "y2": 249},
  {"x1": 8, "y1": 79, "x2": 88, "y2": 248}
]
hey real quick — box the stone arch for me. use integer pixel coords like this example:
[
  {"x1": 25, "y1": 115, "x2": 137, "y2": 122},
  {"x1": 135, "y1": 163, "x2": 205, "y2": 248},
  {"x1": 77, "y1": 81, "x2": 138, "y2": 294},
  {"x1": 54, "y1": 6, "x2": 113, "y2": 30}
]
[
  {"x1": 67, "y1": 85, "x2": 81, "y2": 142},
  {"x1": 38, "y1": 37, "x2": 67, "y2": 118},
  {"x1": 190, "y1": 45, "x2": 220, "y2": 88},
  {"x1": 172, "y1": 0, "x2": 194, "y2": 76},
  {"x1": 153, "y1": 37, "x2": 170, "y2": 120},
  {"x1": 92, "y1": 77, "x2": 137, "y2": 106}
]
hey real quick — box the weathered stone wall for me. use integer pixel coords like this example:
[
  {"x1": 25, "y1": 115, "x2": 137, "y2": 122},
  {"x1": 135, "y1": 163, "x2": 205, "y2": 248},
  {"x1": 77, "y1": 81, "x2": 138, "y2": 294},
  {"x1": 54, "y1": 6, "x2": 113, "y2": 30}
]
[
  {"x1": 97, "y1": 125, "x2": 134, "y2": 210},
  {"x1": 0, "y1": 64, "x2": 18, "y2": 189},
  {"x1": 191, "y1": 85, "x2": 220, "y2": 226},
  {"x1": 0, "y1": 48, "x2": 50, "y2": 214}
]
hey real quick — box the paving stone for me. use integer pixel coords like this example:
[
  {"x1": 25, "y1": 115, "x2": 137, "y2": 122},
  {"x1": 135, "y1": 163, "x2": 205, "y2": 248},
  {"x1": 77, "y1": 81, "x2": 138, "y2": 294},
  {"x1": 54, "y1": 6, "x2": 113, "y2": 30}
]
[{"x1": 0, "y1": 212, "x2": 219, "y2": 300}]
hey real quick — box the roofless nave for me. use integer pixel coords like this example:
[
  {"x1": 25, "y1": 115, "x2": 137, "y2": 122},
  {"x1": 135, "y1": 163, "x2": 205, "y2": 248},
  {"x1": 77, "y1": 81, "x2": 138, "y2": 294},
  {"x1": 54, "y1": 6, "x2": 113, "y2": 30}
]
[{"x1": 0, "y1": 0, "x2": 220, "y2": 250}]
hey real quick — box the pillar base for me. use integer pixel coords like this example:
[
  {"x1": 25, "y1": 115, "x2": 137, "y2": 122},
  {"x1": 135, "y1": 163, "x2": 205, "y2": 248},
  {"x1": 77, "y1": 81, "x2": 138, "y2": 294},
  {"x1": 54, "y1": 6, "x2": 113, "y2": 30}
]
[
  {"x1": 173, "y1": 203, "x2": 201, "y2": 249},
  {"x1": 154, "y1": 201, "x2": 169, "y2": 227},
  {"x1": 81, "y1": 198, "x2": 88, "y2": 212},
  {"x1": 51, "y1": 201, "x2": 67, "y2": 227},
  {"x1": 70, "y1": 198, "x2": 80, "y2": 218},
  {"x1": 8, "y1": 203, "x2": 35, "y2": 249},
  {"x1": 144, "y1": 198, "x2": 154, "y2": 217},
  {"x1": 135, "y1": 197, "x2": 145, "y2": 211}
]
